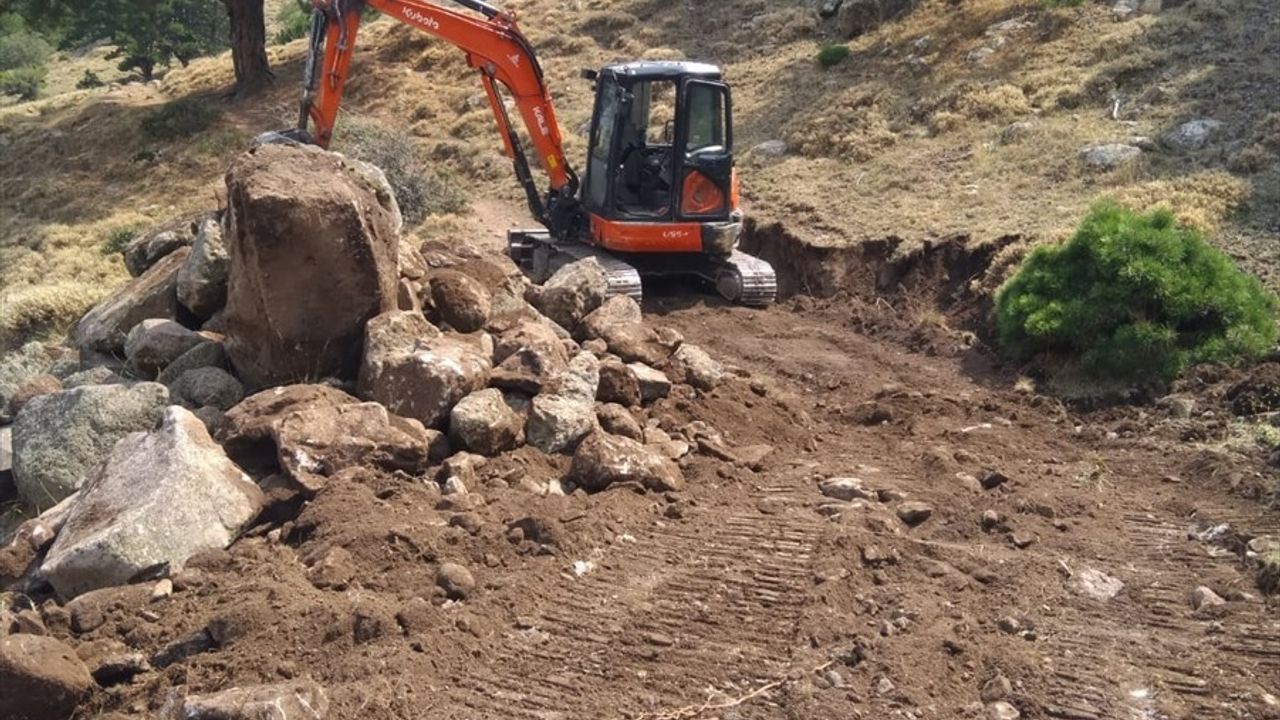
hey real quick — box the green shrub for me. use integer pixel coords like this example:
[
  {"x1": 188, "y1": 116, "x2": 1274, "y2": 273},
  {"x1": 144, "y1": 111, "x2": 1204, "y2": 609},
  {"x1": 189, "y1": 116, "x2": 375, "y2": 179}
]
[
  {"x1": 1040, "y1": 0, "x2": 1086, "y2": 6},
  {"x1": 996, "y1": 202, "x2": 1279, "y2": 384},
  {"x1": 274, "y1": 0, "x2": 313, "y2": 44},
  {"x1": 336, "y1": 118, "x2": 467, "y2": 226},
  {"x1": 101, "y1": 226, "x2": 137, "y2": 255},
  {"x1": 0, "y1": 27, "x2": 51, "y2": 71},
  {"x1": 817, "y1": 44, "x2": 851, "y2": 68},
  {"x1": 141, "y1": 98, "x2": 220, "y2": 140},
  {"x1": 0, "y1": 65, "x2": 44, "y2": 101},
  {"x1": 76, "y1": 69, "x2": 105, "y2": 89}
]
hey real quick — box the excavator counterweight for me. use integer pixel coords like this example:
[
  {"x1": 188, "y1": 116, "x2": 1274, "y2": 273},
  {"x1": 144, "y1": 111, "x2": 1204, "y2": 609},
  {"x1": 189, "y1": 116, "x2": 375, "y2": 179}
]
[{"x1": 289, "y1": 0, "x2": 776, "y2": 307}]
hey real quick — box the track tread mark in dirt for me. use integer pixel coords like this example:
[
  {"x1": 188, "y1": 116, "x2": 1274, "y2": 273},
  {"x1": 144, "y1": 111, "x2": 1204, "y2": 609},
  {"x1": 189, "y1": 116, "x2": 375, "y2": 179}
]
[
  {"x1": 1035, "y1": 501, "x2": 1280, "y2": 720},
  {"x1": 431, "y1": 487, "x2": 822, "y2": 719}
]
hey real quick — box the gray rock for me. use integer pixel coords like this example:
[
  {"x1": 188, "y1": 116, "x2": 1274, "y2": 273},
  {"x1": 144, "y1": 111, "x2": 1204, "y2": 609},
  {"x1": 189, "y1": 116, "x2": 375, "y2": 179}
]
[
  {"x1": 819, "y1": 476, "x2": 874, "y2": 501},
  {"x1": 12, "y1": 383, "x2": 169, "y2": 509},
  {"x1": 125, "y1": 319, "x2": 206, "y2": 377},
  {"x1": 40, "y1": 406, "x2": 263, "y2": 599},
  {"x1": 534, "y1": 258, "x2": 608, "y2": 330},
  {"x1": 275, "y1": 402, "x2": 441, "y2": 493},
  {"x1": 60, "y1": 366, "x2": 125, "y2": 389},
  {"x1": 896, "y1": 501, "x2": 934, "y2": 526},
  {"x1": 628, "y1": 363, "x2": 672, "y2": 402},
  {"x1": 526, "y1": 353, "x2": 599, "y2": 453},
  {"x1": 987, "y1": 701, "x2": 1021, "y2": 720},
  {"x1": 0, "y1": 343, "x2": 56, "y2": 421},
  {"x1": 579, "y1": 295, "x2": 642, "y2": 341},
  {"x1": 71, "y1": 247, "x2": 190, "y2": 354},
  {"x1": 0, "y1": 425, "x2": 11, "y2": 488},
  {"x1": 750, "y1": 139, "x2": 787, "y2": 162},
  {"x1": 177, "y1": 217, "x2": 229, "y2": 318},
  {"x1": 597, "y1": 360, "x2": 641, "y2": 406},
  {"x1": 1164, "y1": 119, "x2": 1222, "y2": 151},
  {"x1": 0, "y1": 634, "x2": 94, "y2": 720},
  {"x1": 1189, "y1": 585, "x2": 1226, "y2": 611},
  {"x1": 980, "y1": 673, "x2": 1012, "y2": 702},
  {"x1": 429, "y1": 270, "x2": 492, "y2": 333},
  {"x1": 358, "y1": 316, "x2": 491, "y2": 429},
  {"x1": 436, "y1": 562, "x2": 476, "y2": 600},
  {"x1": 449, "y1": 388, "x2": 524, "y2": 456},
  {"x1": 596, "y1": 403, "x2": 643, "y2": 440},
  {"x1": 1069, "y1": 567, "x2": 1124, "y2": 601},
  {"x1": 569, "y1": 431, "x2": 685, "y2": 493},
  {"x1": 157, "y1": 340, "x2": 229, "y2": 386},
  {"x1": 179, "y1": 680, "x2": 329, "y2": 720},
  {"x1": 673, "y1": 343, "x2": 724, "y2": 390},
  {"x1": 1080, "y1": 143, "x2": 1142, "y2": 170},
  {"x1": 171, "y1": 367, "x2": 245, "y2": 411},
  {"x1": 122, "y1": 229, "x2": 190, "y2": 278}
]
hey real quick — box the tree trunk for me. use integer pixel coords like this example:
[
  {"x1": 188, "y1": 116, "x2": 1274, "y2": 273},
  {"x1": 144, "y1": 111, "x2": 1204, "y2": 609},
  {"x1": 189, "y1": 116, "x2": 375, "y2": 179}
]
[{"x1": 223, "y1": 0, "x2": 271, "y2": 92}]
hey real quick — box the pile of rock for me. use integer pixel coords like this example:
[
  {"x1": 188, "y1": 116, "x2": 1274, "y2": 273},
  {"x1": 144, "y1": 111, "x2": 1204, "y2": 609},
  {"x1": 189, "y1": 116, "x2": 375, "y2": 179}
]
[{"x1": 0, "y1": 142, "x2": 751, "y2": 719}]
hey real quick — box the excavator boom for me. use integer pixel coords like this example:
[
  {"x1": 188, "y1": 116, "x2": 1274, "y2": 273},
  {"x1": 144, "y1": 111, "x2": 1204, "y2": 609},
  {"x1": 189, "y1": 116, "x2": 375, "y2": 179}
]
[{"x1": 299, "y1": 0, "x2": 577, "y2": 228}]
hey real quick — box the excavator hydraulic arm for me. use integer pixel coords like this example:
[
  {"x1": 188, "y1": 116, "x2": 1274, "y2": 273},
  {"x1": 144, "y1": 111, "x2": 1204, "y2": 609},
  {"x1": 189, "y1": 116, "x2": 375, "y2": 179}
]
[{"x1": 297, "y1": 0, "x2": 578, "y2": 229}]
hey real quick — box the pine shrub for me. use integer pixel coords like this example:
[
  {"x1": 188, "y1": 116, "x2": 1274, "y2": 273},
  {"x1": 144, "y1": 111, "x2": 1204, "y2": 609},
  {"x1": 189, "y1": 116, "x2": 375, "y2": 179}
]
[{"x1": 996, "y1": 201, "x2": 1278, "y2": 384}]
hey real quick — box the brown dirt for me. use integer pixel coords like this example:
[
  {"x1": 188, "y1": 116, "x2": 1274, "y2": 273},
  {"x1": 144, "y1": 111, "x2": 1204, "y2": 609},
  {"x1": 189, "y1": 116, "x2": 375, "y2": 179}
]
[{"x1": 31, "y1": 203, "x2": 1277, "y2": 720}]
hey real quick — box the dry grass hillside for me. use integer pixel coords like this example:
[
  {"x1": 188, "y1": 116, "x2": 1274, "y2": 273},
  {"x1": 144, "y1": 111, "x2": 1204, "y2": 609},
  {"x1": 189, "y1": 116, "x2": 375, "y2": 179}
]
[{"x1": 1, "y1": 0, "x2": 1278, "y2": 349}]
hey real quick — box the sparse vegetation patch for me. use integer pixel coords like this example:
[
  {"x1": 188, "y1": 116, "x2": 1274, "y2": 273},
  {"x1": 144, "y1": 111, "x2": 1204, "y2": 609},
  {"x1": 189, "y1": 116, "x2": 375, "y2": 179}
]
[
  {"x1": 336, "y1": 117, "x2": 467, "y2": 226},
  {"x1": 141, "y1": 97, "x2": 220, "y2": 140}
]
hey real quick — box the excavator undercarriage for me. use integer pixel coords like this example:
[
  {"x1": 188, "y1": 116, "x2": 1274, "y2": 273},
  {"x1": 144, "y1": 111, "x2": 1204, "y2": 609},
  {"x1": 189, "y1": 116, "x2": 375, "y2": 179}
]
[{"x1": 507, "y1": 229, "x2": 776, "y2": 307}]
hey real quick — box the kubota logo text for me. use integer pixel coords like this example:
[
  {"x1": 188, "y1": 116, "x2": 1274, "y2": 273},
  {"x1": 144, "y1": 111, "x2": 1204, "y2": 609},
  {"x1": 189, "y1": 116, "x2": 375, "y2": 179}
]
[
  {"x1": 533, "y1": 107, "x2": 549, "y2": 136},
  {"x1": 401, "y1": 7, "x2": 440, "y2": 30}
]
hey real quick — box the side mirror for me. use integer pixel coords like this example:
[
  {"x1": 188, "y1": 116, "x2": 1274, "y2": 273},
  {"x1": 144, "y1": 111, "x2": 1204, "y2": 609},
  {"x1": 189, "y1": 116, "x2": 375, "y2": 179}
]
[{"x1": 580, "y1": 68, "x2": 598, "y2": 82}]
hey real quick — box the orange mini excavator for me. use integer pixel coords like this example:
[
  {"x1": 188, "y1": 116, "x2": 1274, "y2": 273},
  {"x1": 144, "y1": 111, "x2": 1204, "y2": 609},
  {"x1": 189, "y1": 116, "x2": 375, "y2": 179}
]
[{"x1": 285, "y1": 0, "x2": 776, "y2": 306}]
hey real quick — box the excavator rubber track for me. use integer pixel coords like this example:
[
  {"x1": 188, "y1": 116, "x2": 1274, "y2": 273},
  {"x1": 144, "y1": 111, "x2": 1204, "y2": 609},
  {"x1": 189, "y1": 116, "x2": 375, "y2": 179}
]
[
  {"x1": 709, "y1": 250, "x2": 778, "y2": 308},
  {"x1": 507, "y1": 229, "x2": 776, "y2": 307}
]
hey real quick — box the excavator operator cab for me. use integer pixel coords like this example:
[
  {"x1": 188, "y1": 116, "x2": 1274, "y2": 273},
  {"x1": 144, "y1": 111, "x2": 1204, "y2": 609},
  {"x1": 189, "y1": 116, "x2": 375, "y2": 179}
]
[{"x1": 581, "y1": 62, "x2": 737, "y2": 237}]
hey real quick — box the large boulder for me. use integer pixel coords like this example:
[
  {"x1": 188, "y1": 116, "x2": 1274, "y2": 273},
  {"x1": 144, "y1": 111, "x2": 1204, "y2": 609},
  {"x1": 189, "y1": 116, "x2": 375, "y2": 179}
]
[
  {"x1": 124, "y1": 319, "x2": 207, "y2": 378},
  {"x1": 70, "y1": 247, "x2": 190, "y2": 354},
  {"x1": 171, "y1": 367, "x2": 245, "y2": 411},
  {"x1": 526, "y1": 352, "x2": 599, "y2": 453},
  {"x1": 219, "y1": 384, "x2": 359, "y2": 473},
  {"x1": 569, "y1": 432, "x2": 685, "y2": 492},
  {"x1": 222, "y1": 144, "x2": 401, "y2": 388},
  {"x1": 0, "y1": 343, "x2": 58, "y2": 422},
  {"x1": 449, "y1": 388, "x2": 524, "y2": 456},
  {"x1": 429, "y1": 270, "x2": 492, "y2": 333},
  {"x1": 11, "y1": 383, "x2": 169, "y2": 509},
  {"x1": 275, "y1": 402, "x2": 442, "y2": 492},
  {"x1": 177, "y1": 217, "x2": 230, "y2": 318},
  {"x1": 0, "y1": 634, "x2": 94, "y2": 720},
  {"x1": 598, "y1": 323, "x2": 673, "y2": 366},
  {"x1": 178, "y1": 680, "x2": 329, "y2": 720},
  {"x1": 358, "y1": 312, "x2": 491, "y2": 429},
  {"x1": 356, "y1": 310, "x2": 439, "y2": 388},
  {"x1": 579, "y1": 295, "x2": 642, "y2": 341},
  {"x1": 157, "y1": 340, "x2": 229, "y2": 386},
  {"x1": 532, "y1": 258, "x2": 608, "y2": 330},
  {"x1": 40, "y1": 406, "x2": 264, "y2": 599},
  {"x1": 494, "y1": 319, "x2": 567, "y2": 364}
]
